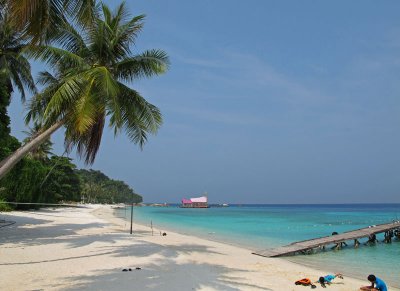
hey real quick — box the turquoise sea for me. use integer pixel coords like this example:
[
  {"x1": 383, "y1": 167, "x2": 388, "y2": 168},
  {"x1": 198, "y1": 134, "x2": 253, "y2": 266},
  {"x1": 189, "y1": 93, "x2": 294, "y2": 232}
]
[{"x1": 115, "y1": 204, "x2": 400, "y2": 288}]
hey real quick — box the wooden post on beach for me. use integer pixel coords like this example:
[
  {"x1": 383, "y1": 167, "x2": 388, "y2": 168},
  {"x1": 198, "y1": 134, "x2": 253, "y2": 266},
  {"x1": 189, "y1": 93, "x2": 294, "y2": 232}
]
[{"x1": 130, "y1": 201, "x2": 133, "y2": 235}]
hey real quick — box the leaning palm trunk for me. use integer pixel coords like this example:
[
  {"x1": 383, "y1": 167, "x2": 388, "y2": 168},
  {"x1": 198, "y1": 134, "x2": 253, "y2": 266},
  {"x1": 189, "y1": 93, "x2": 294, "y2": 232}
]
[
  {"x1": 0, "y1": 120, "x2": 64, "y2": 180},
  {"x1": 0, "y1": 3, "x2": 168, "y2": 180}
]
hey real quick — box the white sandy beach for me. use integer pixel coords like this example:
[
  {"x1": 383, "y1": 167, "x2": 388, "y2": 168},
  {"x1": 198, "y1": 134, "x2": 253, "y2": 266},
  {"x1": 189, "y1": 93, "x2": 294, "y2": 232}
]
[{"x1": 0, "y1": 205, "x2": 397, "y2": 291}]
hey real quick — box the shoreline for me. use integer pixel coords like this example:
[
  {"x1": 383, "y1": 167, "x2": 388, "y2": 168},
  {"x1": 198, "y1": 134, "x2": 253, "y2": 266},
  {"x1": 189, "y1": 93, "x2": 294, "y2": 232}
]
[
  {"x1": 0, "y1": 205, "x2": 398, "y2": 290},
  {"x1": 113, "y1": 205, "x2": 400, "y2": 288}
]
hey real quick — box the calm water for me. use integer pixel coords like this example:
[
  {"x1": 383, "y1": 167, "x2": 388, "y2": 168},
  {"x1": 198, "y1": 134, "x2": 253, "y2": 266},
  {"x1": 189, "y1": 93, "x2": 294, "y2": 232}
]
[{"x1": 115, "y1": 204, "x2": 400, "y2": 287}]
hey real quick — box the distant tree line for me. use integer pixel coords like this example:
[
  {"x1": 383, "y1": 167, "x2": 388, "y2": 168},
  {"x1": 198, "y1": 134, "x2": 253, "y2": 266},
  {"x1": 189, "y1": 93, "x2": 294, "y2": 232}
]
[
  {"x1": 0, "y1": 129, "x2": 142, "y2": 210},
  {"x1": 77, "y1": 169, "x2": 142, "y2": 204}
]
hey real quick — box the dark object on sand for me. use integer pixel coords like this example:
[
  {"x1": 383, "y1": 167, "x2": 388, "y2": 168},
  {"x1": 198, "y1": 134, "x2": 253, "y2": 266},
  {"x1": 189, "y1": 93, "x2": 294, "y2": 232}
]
[
  {"x1": 319, "y1": 277, "x2": 327, "y2": 288},
  {"x1": 136, "y1": 267, "x2": 141, "y2": 270},
  {"x1": 162, "y1": 232, "x2": 167, "y2": 236},
  {"x1": 295, "y1": 278, "x2": 317, "y2": 289}
]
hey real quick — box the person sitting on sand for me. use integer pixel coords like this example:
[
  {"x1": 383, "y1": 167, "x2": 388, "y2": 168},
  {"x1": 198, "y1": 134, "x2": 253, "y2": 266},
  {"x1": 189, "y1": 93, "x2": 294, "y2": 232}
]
[
  {"x1": 360, "y1": 274, "x2": 387, "y2": 291},
  {"x1": 317, "y1": 273, "x2": 343, "y2": 287}
]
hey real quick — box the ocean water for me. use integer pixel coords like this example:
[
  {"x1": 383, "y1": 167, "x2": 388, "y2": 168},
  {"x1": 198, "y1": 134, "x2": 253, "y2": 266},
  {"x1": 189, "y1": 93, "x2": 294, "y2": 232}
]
[{"x1": 115, "y1": 204, "x2": 400, "y2": 288}]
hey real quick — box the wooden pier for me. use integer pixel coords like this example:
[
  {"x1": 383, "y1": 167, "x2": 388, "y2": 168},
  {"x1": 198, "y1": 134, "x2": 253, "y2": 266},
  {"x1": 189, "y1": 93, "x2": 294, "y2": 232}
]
[{"x1": 252, "y1": 221, "x2": 400, "y2": 258}]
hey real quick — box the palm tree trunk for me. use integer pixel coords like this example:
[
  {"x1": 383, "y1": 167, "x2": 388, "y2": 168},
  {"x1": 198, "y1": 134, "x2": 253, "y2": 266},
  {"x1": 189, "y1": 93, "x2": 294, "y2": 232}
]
[{"x1": 0, "y1": 120, "x2": 65, "y2": 180}]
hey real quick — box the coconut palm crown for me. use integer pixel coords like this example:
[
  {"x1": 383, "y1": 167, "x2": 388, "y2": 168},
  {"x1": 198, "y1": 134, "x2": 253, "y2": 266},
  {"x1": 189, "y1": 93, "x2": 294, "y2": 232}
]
[
  {"x1": 23, "y1": 122, "x2": 53, "y2": 161},
  {"x1": 6, "y1": 0, "x2": 97, "y2": 43},
  {"x1": 26, "y1": 2, "x2": 169, "y2": 164},
  {"x1": 0, "y1": 13, "x2": 36, "y2": 100}
]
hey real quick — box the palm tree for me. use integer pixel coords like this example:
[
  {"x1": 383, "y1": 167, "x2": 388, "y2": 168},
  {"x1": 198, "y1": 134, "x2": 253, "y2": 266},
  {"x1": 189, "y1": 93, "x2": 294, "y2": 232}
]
[
  {"x1": 0, "y1": 13, "x2": 36, "y2": 101},
  {"x1": 0, "y1": 13, "x2": 36, "y2": 143},
  {"x1": 4, "y1": 0, "x2": 96, "y2": 43},
  {"x1": 0, "y1": 2, "x2": 169, "y2": 179},
  {"x1": 23, "y1": 122, "x2": 53, "y2": 161}
]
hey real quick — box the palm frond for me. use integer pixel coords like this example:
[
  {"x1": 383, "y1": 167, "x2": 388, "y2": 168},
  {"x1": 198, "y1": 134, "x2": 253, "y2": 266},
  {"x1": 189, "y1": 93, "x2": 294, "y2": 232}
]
[
  {"x1": 65, "y1": 112, "x2": 105, "y2": 164},
  {"x1": 101, "y1": 2, "x2": 112, "y2": 26},
  {"x1": 27, "y1": 45, "x2": 85, "y2": 68},
  {"x1": 24, "y1": 2, "x2": 169, "y2": 165},
  {"x1": 115, "y1": 49, "x2": 169, "y2": 82},
  {"x1": 12, "y1": 55, "x2": 36, "y2": 93},
  {"x1": 36, "y1": 71, "x2": 58, "y2": 86},
  {"x1": 64, "y1": 0, "x2": 98, "y2": 28},
  {"x1": 72, "y1": 79, "x2": 98, "y2": 133},
  {"x1": 83, "y1": 66, "x2": 120, "y2": 98},
  {"x1": 9, "y1": 0, "x2": 96, "y2": 43},
  {"x1": 8, "y1": 67, "x2": 26, "y2": 100},
  {"x1": 25, "y1": 81, "x2": 60, "y2": 125},
  {"x1": 0, "y1": 13, "x2": 36, "y2": 99},
  {"x1": 111, "y1": 14, "x2": 145, "y2": 59},
  {"x1": 110, "y1": 82, "x2": 162, "y2": 148},
  {"x1": 50, "y1": 20, "x2": 87, "y2": 53},
  {"x1": 43, "y1": 74, "x2": 86, "y2": 119},
  {"x1": 9, "y1": 0, "x2": 65, "y2": 43}
]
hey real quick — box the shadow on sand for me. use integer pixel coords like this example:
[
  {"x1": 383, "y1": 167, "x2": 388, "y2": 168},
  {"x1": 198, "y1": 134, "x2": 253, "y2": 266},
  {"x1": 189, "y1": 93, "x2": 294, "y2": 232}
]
[{"x1": 1, "y1": 209, "x2": 273, "y2": 290}]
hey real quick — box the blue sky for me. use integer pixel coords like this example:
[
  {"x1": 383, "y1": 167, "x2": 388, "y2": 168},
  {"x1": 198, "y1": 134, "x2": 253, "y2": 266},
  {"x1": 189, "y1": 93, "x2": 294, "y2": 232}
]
[{"x1": 8, "y1": 0, "x2": 400, "y2": 203}]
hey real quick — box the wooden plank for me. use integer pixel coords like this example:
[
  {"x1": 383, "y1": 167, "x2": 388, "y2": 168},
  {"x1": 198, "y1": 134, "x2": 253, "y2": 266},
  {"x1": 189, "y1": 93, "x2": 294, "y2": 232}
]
[{"x1": 252, "y1": 221, "x2": 400, "y2": 257}]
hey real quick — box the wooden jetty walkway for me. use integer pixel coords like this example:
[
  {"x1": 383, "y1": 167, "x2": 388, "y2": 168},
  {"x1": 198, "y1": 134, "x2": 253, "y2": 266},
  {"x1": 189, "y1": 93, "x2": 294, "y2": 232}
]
[{"x1": 253, "y1": 221, "x2": 400, "y2": 258}]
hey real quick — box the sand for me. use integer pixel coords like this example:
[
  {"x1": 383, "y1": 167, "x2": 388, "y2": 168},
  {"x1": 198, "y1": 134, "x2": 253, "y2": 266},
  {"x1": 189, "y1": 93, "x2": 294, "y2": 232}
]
[{"x1": 0, "y1": 205, "x2": 397, "y2": 291}]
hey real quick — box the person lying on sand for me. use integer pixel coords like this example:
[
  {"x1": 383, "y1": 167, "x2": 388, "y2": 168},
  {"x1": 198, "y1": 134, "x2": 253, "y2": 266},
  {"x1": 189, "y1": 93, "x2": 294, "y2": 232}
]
[
  {"x1": 317, "y1": 273, "x2": 343, "y2": 287},
  {"x1": 360, "y1": 274, "x2": 387, "y2": 291}
]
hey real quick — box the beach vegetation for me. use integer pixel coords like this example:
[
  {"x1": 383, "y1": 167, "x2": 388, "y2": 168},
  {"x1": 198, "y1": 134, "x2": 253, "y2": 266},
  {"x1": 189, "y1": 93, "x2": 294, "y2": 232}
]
[
  {"x1": 0, "y1": 1, "x2": 169, "y2": 180},
  {"x1": 0, "y1": 12, "x2": 36, "y2": 101},
  {"x1": 77, "y1": 169, "x2": 142, "y2": 204},
  {"x1": 0, "y1": 12, "x2": 36, "y2": 158},
  {"x1": 0, "y1": 198, "x2": 12, "y2": 211},
  {"x1": 4, "y1": 0, "x2": 97, "y2": 44},
  {"x1": 0, "y1": 134, "x2": 142, "y2": 208},
  {"x1": 38, "y1": 156, "x2": 82, "y2": 203},
  {"x1": 0, "y1": 1, "x2": 153, "y2": 205},
  {"x1": 23, "y1": 122, "x2": 54, "y2": 161}
]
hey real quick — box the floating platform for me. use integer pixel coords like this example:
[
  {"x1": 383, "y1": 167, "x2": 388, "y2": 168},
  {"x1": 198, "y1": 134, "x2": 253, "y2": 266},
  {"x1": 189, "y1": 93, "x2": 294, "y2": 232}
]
[{"x1": 253, "y1": 221, "x2": 400, "y2": 258}]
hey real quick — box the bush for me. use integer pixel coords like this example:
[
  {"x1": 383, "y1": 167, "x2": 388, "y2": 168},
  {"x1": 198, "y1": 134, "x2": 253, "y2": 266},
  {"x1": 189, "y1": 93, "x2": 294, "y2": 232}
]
[{"x1": 0, "y1": 199, "x2": 12, "y2": 212}]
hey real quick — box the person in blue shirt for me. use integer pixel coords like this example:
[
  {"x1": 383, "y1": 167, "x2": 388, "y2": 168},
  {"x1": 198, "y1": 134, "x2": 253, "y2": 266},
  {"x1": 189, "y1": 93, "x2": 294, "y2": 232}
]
[
  {"x1": 360, "y1": 274, "x2": 388, "y2": 291},
  {"x1": 318, "y1": 273, "x2": 343, "y2": 287}
]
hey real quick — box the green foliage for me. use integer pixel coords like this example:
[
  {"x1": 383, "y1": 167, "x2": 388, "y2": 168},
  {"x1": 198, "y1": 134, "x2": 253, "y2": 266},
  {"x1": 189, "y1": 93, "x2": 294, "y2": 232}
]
[
  {"x1": 7, "y1": 0, "x2": 96, "y2": 44},
  {"x1": 0, "y1": 155, "x2": 47, "y2": 209},
  {"x1": 0, "y1": 13, "x2": 36, "y2": 101},
  {"x1": 23, "y1": 122, "x2": 54, "y2": 161},
  {"x1": 0, "y1": 136, "x2": 82, "y2": 208},
  {"x1": 77, "y1": 169, "x2": 142, "y2": 204},
  {"x1": 26, "y1": 2, "x2": 169, "y2": 165},
  {"x1": 38, "y1": 156, "x2": 81, "y2": 203},
  {"x1": 0, "y1": 76, "x2": 11, "y2": 144},
  {"x1": 1, "y1": 1, "x2": 152, "y2": 207},
  {"x1": 0, "y1": 133, "x2": 142, "y2": 208},
  {"x1": 0, "y1": 198, "x2": 12, "y2": 211}
]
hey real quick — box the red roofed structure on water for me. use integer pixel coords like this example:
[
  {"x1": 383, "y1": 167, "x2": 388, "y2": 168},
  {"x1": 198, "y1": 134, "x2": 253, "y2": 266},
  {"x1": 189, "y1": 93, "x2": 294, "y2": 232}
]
[{"x1": 181, "y1": 196, "x2": 208, "y2": 208}]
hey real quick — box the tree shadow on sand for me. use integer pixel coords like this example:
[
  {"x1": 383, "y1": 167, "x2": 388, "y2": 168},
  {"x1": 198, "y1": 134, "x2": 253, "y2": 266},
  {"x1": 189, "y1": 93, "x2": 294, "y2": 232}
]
[
  {"x1": 0, "y1": 208, "x2": 134, "y2": 248},
  {"x1": 57, "y1": 260, "x2": 272, "y2": 291},
  {"x1": 1, "y1": 210, "x2": 273, "y2": 290}
]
